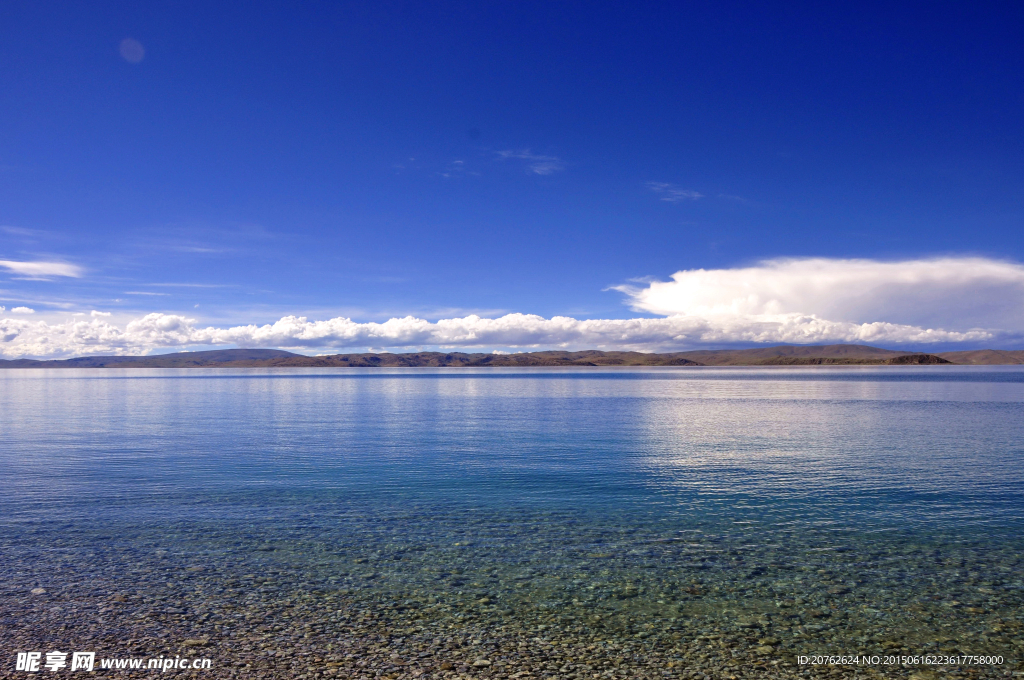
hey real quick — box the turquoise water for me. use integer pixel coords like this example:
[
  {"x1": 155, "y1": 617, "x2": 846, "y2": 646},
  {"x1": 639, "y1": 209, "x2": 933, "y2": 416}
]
[{"x1": 1, "y1": 367, "x2": 1022, "y2": 676}]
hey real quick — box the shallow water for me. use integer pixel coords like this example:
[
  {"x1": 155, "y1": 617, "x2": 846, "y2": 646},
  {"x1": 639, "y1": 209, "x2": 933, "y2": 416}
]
[{"x1": 1, "y1": 367, "x2": 1022, "y2": 678}]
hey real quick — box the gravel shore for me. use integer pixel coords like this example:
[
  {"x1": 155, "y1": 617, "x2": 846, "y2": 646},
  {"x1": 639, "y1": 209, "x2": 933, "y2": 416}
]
[{"x1": 2, "y1": 519, "x2": 1020, "y2": 679}]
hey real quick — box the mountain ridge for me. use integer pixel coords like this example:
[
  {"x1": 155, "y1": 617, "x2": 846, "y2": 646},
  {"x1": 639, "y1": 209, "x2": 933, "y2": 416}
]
[{"x1": 3, "y1": 344, "x2": 1020, "y2": 367}]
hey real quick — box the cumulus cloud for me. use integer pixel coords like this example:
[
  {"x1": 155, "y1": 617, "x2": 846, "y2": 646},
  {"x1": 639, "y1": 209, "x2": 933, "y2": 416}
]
[
  {"x1": 0, "y1": 257, "x2": 1021, "y2": 358},
  {"x1": 616, "y1": 257, "x2": 1024, "y2": 332},
  {"x1": 11, "y1": 307, "x2": 35, "y2": 314},
  {"x1": 0, "y1": 312, "x2": 996, "y2": 360},
  {"x1": 0, "y1": 260, "x2": 84, "y2": 278}
]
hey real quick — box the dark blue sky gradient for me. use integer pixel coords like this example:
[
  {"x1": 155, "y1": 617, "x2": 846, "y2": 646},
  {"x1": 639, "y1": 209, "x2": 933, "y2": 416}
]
[{"x1": 1, "y1": 1, "x2": 1022, "y2": 321}]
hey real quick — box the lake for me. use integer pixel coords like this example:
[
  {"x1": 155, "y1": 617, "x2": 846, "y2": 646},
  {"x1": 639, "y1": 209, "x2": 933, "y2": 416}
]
[{"x1": 1, "y1": 367, "x2": 1022, "y2": 678}]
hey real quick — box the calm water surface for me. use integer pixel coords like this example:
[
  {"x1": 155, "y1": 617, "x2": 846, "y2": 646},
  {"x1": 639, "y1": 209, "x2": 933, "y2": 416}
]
[{"x1": 1, "y1": 367, "x2": 1022, "y2": 675}]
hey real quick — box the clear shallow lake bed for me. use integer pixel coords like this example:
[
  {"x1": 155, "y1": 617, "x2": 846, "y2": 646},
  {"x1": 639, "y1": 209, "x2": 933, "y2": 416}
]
[{"x1": 1, "y1": 367, "x2": 1022, "y2": 679}]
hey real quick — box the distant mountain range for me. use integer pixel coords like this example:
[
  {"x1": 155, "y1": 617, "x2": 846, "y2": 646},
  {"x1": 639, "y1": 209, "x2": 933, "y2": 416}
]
[{"x1": 2, "y1": 344, "x2": 1023, "y2": 368}]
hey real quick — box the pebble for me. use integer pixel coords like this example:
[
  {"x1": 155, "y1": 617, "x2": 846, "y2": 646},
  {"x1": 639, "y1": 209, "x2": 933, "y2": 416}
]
[{"x1": 1, "y1": 510, "x2": 1020, "y2": 679}]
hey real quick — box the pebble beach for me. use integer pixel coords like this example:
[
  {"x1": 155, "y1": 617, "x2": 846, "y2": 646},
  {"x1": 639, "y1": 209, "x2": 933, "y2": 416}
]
[{"x1": 3, "y1": 512, "x2": 1021, "y2": 679}]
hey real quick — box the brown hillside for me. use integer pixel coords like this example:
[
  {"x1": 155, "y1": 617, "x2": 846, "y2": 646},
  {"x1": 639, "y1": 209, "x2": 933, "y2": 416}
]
[
  {"x1": 2, "y1": 345, "x2": 1021, "y2": 368},
  {"x1": 938, "y1": 349, "x2": 1024, "y2": 365}
]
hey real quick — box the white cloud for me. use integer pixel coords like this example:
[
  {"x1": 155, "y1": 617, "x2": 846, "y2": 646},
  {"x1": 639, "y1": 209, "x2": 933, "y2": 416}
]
[
  {"x1": 0, "y1": 226, "x2": 43, "y2": 237},
  {"x1": 496, "y1": 150, "x2": 565, "y2": 175},
  {"x1": 1, "y1": 257, "x2": 1021, "y2": 358},
  {"x1": 527, "y1": 161, "x2": 563, "y2": 176},
  {"x1": 0, "y1": 260, "x2": 84, "y2": 278},
  {"x1": 0, "y1": 311, "x2": 996, "y2": 359},
  {"x1": 616, "y1": 257, "x2": 1024, "y2": 332},
  {"x1": 144, "y1": 283, "x2": 228, "y2": 288},
  {"x1": 11, "y1": 306, "x2": 35, "y2": 314},
  {"x1": 90, "y1": 310, "x2": 111, "y2": 317},
  {"x1": 648, "y1": 182, "x2": 703, "y2": 202}
]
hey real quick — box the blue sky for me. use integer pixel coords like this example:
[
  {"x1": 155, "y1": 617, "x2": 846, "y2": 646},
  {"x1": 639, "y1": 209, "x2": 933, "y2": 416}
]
[{"x1": 1, "y1": 2, "x2": 1023, "y2": 357}]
